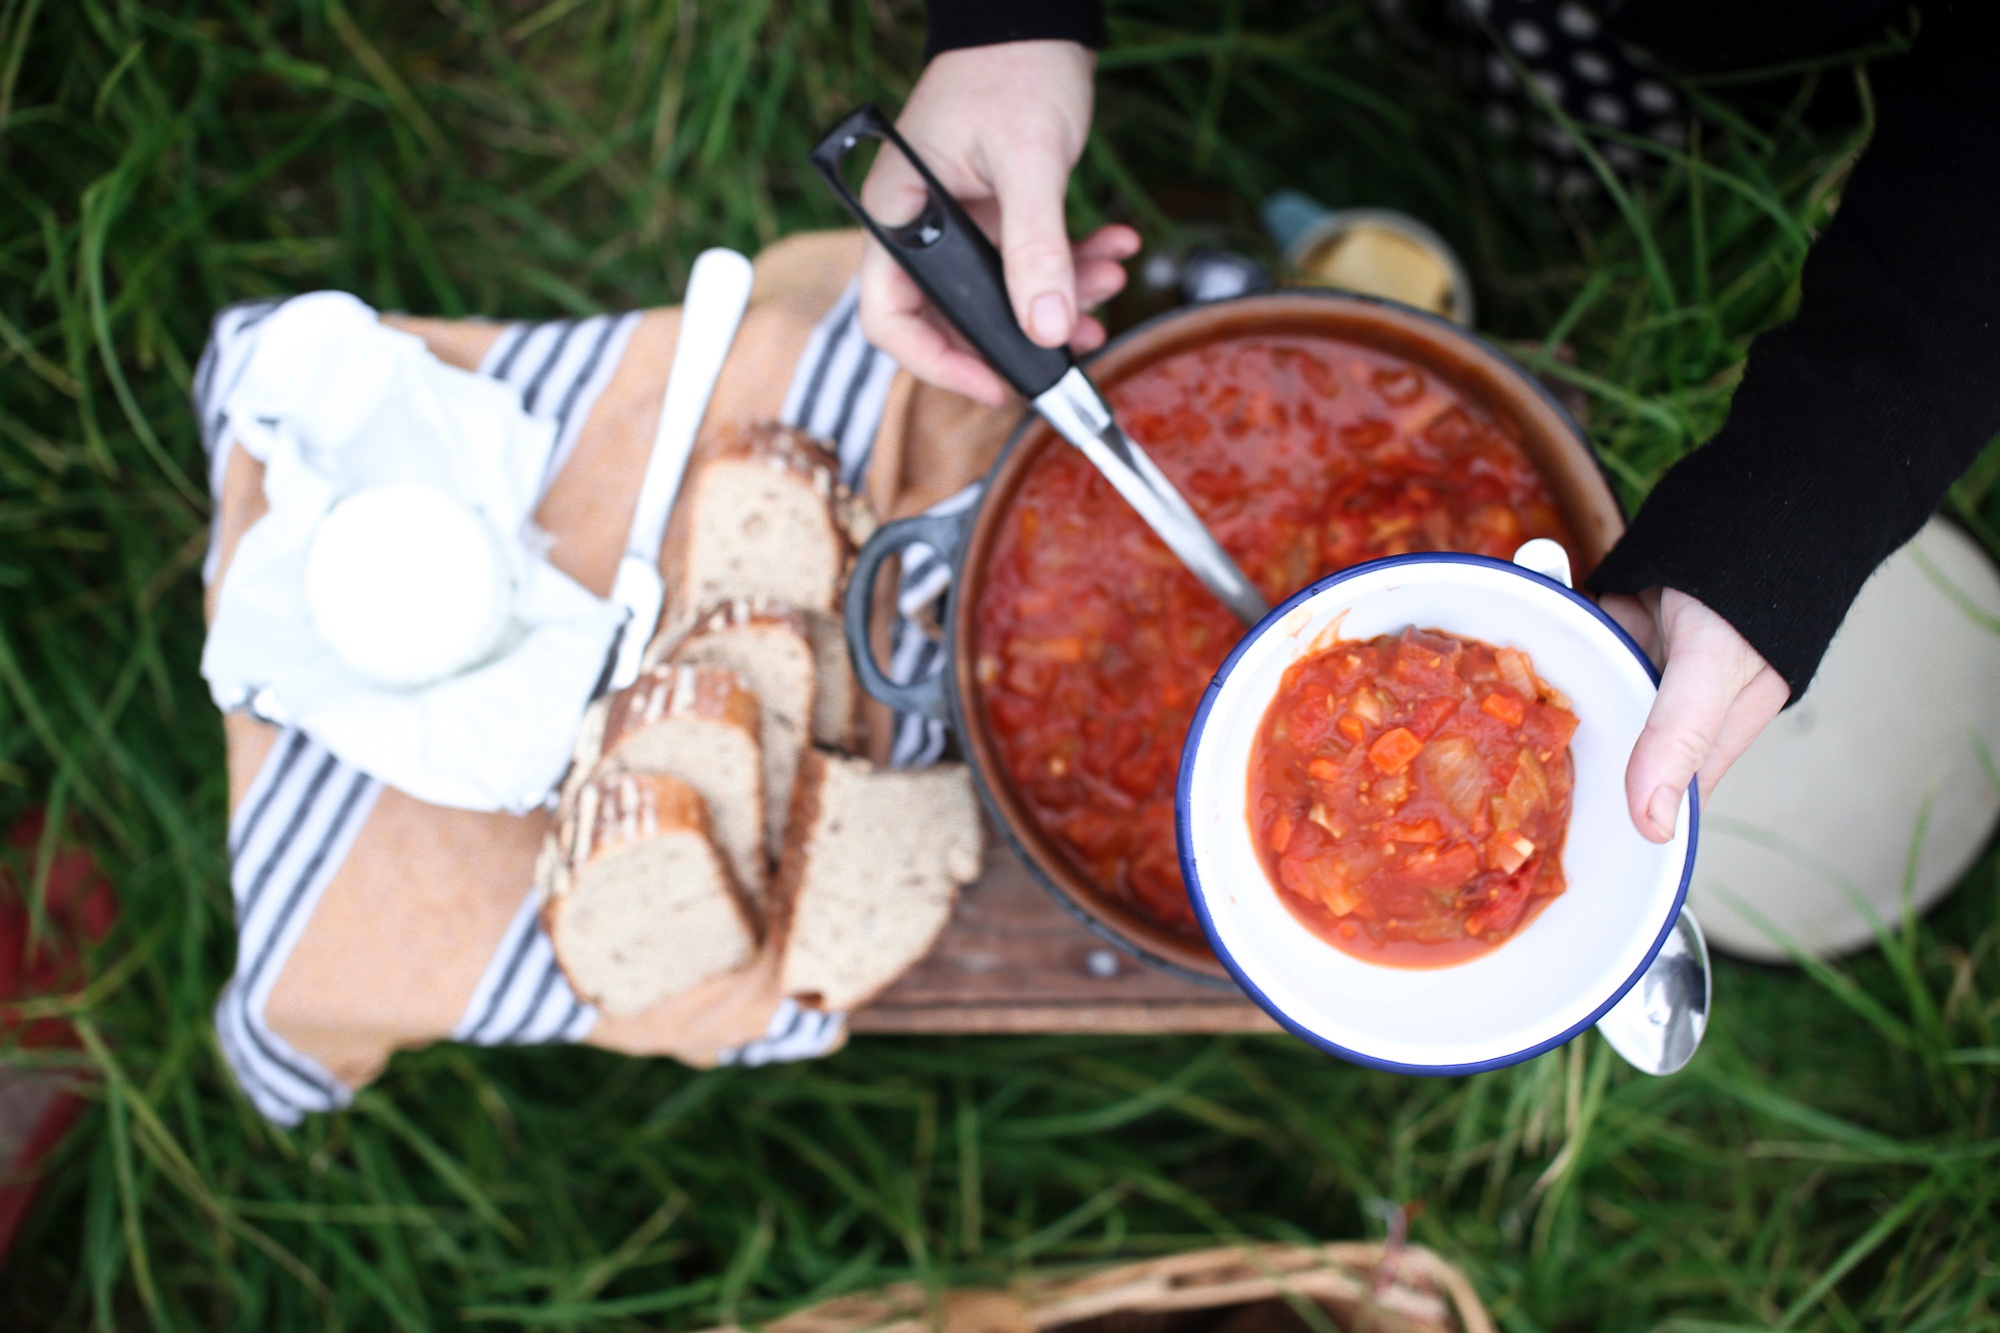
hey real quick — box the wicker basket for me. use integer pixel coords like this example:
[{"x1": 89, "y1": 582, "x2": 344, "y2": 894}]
[{"x1": 705, "y1": 1243, "x2": 1493, "y2": 1333}]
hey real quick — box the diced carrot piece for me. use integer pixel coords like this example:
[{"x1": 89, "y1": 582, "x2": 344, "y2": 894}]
[
  {"x1": 1385, "y1": 817, "x2": 1445, "y2": 844},
  {"x1": 1010, "y1": 635, "x2": 1088, "y2": 663},
  {"x1": 1308, "y1": 758, "x2": 1342, "y2": 782},
  {"x1": 1270, "y1": 812, "x2": 1295, "y2": 854},
  {"x1": 1480, "y1": 691, "x2": 1526, "y2": 727},
  {"x1": 1336, "y1": 715, "x2": 1366, "y2": 744},
  {"x1": 1367, "y1": 726, "x2": 1424, "y2": 774}
]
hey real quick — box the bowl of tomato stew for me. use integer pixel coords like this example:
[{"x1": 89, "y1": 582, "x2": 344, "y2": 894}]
[
  {"x1": 1177, "y1": 547, "x2": 1697, "y2": 1071},
  {"x1": 1250, "y1": 622, "x2": 1582, "y2": 967},
  {"x1": 844, "y1": 292, "x2": 1625, "y2": 985}
]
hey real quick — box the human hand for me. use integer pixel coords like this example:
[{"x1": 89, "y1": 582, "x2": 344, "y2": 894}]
[
  {"x1": 858, "y1": 40, "x2": 1142, "y2": 406},
  {"x1": 1599, "y1": 588, "x2": 1790, "y2": 843}
]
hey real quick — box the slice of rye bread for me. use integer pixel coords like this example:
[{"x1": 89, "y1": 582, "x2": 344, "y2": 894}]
[
  {"x1": 770, "y1": 751, "x2": 984, "y2": 1012},
  {"x1": 546, "y1": 771, "x2": 756, "y2": 1016},
  {"x1": 595, "y1": 663, "x2": 767, "y2": 905},
  {"x1": 657, "y1": 421, "x2": 875, "y2": 679},
  {"x1": 660, "y1": 599, "x2": 816, "y2": 862}
]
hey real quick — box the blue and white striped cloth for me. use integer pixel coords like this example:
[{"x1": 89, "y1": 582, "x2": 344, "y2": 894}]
[
  {"x1": 198, "y1": 282, "x2": 925, "y2": 1123},
  {"x1": 214, "y1": 730, "x2": 381, "y2": 1123},
  {"x1": 780, "y1": 282, "x2": 899, "y2": 494}
]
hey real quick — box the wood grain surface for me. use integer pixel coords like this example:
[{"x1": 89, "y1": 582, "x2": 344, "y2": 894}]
[{"x1": 851, "y1": 832, "x2": 1277, "y2": 1035}]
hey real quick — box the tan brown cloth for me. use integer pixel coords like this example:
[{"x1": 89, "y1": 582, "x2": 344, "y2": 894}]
[{"x1": 206, "y1": 232, "x2": 1019, "y2": 1092}]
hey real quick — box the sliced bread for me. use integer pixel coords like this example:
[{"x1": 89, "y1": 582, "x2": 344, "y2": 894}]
[
  {"x1": 771, "y1": 752, "x2": 983, "y2": 1012},
  {"x1": 802, "y1": 610, "x2": 861, "y2": 752},
  {"x1": 546, "y1": 771, "x2": 756, "y2": 1017},
  {"x1": 660, "y1": 599, "x2": 817, "y2": 861},
  {"x1": 597, "y1": 663, "x2": 766, "y2": 904},
  {"x1": 659, "y1": 421, "x2": 876, "y2": 646}
]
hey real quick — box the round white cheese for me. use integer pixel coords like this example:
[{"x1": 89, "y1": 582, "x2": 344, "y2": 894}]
[{"x1": 304, "y1": 484, "x2": 514, "y2": 687}]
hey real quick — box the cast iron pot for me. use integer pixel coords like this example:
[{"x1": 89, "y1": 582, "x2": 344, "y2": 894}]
[{"x1": 843, "y1": 291, "x2": 1626, "y2": 986}]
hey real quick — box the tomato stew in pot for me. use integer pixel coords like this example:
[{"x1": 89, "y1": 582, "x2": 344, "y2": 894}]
[
  {"x1": 973, "y1": 335, "x2": 1572, "y2": 936},
  {"x1": 1249, "y1": 628, "x2": 1578, "y2": 965}
]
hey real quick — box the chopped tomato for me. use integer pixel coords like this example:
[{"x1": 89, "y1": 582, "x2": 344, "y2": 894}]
[
  {"x1": 1385, "y1": 817, "x2": 1445, "y2": 844},
  {"x1": 1522, "y1": 701, "x2": 1580, "y2": 753},
  {"x1": 1289, "y1": 692, "x2": 1341, "y2": 748},
  {"x1": 1464, "y1": 866, "x2": 1534, "y2": 938},
  {"x1": 1388, "y1": 841, "x2": 1481, "y2": 894},
  {"x1": 1409, "y1": 696, "x2": 1461, "y2": 738},
  {"x1": 1391, "y1": 635, "x2": 1461, "y2": 695}
]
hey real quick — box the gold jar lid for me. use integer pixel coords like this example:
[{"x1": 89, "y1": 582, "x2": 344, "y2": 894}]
[{"x1": 1283, "y1": 208, "x2": 1475, "y2": 325}]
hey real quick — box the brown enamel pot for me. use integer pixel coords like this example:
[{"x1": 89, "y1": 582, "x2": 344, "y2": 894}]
[{"x1": 845, "y1": 291, "x2": 1625, "y2": 986}]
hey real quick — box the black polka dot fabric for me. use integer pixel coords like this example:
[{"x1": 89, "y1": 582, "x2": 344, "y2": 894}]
[{"x1": 1448, "y1": 0, "x2": 1689, "y2": 197}]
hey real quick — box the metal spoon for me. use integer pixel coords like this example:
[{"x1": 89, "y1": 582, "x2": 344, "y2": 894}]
[
  {"x1": 809, "y1": 105, "x2": 1269, "y2": 627},
  {"x1": 1595, "y1": 907, "x2": 1711, "y2": 1075}
]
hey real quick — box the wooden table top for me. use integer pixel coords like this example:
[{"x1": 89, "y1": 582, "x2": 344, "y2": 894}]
[{"x1": 851, "y1": 834, "x2": 1277, "y2": 1035}]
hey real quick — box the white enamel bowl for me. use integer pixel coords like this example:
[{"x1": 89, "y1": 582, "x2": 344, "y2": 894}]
[{"x1": 1176, "y1": 550, "x2": 1697, "y2": 1074}]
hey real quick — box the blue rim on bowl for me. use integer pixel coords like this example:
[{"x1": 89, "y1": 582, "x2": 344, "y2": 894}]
[{"x1": 1175, "y1": 551, "x2": 1699, "y2": 1075}]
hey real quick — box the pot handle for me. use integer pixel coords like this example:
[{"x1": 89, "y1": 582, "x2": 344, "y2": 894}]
[{"x1": 843, "y1": 507, "x2": 973, "y2": 721}]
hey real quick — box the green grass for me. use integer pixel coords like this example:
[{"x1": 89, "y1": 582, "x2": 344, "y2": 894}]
[{"x1": 5, "y1": 1, "x2": 2000, "y2": 1328}]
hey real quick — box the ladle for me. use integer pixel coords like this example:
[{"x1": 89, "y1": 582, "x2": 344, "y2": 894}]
[{"x1": 810, "y1": 105, "x2": 1268, "y2": 627}]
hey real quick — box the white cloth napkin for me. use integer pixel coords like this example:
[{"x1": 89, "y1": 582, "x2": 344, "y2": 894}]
[{"x1": 201, "y1": 292, "x2": 626, "y2": 813}]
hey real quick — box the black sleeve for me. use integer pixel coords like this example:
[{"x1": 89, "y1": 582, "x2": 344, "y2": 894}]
[
  {"x1": 924, "y1": 0, "x2": 1106, "y2": 61},
  {"x1": 1602, "y1": 0, "x2": 1906, "y2": 73},
  {"x1": 1588, "y1": 1, "x2": 2000, "y2": 697}
]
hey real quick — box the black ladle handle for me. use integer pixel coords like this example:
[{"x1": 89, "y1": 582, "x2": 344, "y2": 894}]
[{"x1": 809, "y1": 104, "x2": 1073, "y2": 400}]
